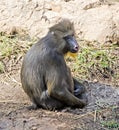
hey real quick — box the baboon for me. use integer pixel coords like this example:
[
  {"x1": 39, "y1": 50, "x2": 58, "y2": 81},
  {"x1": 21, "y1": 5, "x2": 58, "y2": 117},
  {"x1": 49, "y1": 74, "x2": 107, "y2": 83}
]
[{"x1": 21, "y1": 19, "x2": 87, "y2": 110}]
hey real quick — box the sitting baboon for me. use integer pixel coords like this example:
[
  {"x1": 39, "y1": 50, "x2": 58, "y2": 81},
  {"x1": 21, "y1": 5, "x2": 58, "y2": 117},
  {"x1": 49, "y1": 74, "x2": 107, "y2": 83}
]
[{"x1": 21, "y1": 19, "x2": 87, "y2": 110}]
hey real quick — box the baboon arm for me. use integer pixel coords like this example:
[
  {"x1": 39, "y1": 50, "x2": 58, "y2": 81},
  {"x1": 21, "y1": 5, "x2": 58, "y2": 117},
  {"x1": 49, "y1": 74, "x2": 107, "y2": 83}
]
[
  {"x1": 46, "y1": 68, "x2": 86, "y2": 107},
  {"x1": 44, "y1": 54, "x2": 87, "y2": 108},
  {"x1": 53, "y1": 87, "x2": 86, "y2": 108}
]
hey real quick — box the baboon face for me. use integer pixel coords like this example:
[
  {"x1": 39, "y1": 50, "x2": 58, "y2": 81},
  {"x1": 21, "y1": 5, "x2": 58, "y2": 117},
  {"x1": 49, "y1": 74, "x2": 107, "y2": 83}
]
[
  {"x1": 49, "y1": 19, "x2": 79, "y2": 53},
  {"x1": 63, "y1": 34, "x2": 79, "y2": 53}
]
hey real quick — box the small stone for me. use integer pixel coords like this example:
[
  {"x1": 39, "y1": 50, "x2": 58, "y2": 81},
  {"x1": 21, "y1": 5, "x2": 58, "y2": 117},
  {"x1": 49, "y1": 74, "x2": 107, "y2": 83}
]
[{"x1": 31, "y1": 126, "x2": 37, "y2": 130}]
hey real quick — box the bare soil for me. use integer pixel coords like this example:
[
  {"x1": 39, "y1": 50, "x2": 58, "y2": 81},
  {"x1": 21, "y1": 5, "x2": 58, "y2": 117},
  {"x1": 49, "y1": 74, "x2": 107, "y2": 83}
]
[{"x1": 0, "y1": 69, "x2": 119, "y2": 130}]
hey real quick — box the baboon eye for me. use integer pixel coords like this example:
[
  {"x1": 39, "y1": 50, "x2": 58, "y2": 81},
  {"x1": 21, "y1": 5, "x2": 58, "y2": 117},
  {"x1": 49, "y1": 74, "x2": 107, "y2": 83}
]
[
  {"x1": 72, "y1": 34, "x2": 75, "y2": 37},
  {"x1": 63, "y1": 35, "x2": 70, "y2": 40}
]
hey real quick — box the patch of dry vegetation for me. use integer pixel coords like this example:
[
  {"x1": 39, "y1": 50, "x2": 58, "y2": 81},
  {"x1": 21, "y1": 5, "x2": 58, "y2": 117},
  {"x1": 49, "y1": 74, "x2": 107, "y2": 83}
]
[
  {"x1": 0, "y1": 34, "x2": 119, "y2": 86},
  {"x1": 66, "y1": 40, "x2": 119, "y2": 86},
  {"x1": 0, "y1": 34, "x2": 36, "y2": 72}
]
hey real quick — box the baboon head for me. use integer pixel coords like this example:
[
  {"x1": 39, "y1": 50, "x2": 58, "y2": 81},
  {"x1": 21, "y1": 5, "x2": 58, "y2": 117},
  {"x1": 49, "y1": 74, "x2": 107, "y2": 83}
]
[{"x1": 49, "y1": 19, "x2": 79, "y2": 54}]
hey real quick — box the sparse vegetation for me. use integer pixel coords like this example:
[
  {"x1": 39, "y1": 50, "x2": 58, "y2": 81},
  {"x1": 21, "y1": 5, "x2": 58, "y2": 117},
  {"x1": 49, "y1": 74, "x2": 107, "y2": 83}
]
[
  {"x1": 0, "y1": 34, "x2": 119, "y2": 85},
  {"x1": 0, "y1": 34, "x2": 36, "y2": 73},
  {"x1": 101, "y1": 120, "x2": 119, "y2": 129},
  {"x1": 67, "y1": 40, "x2": 119, "y2": 85}
]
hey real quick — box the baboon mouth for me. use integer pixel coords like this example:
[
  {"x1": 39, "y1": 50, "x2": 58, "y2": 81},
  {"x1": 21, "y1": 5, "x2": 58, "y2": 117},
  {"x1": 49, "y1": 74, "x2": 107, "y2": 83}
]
[{"x1": 70, "y1": 49, "x2": 79, "y2": 53}]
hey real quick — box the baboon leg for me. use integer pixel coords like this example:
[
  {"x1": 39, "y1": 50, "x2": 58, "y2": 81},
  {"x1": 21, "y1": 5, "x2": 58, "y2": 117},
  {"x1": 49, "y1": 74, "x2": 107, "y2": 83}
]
[
  {"x1": 27, "y1": 91, "x2": 64, "y2": 110},
  {"x1": 39, "y1": 91, "x2": 64, "y2": 110}
]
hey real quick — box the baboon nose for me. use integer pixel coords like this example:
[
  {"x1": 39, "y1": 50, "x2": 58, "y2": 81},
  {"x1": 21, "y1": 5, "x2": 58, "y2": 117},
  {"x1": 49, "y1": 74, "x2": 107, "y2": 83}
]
[{"x1": 74, "y1": 46, "x2": 79, "y2": 51}]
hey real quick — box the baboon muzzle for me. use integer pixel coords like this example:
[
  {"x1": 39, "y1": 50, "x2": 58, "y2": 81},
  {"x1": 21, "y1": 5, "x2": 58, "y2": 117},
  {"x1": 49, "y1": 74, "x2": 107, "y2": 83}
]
[{"x1": 64, "y1": 35, "x2": 79, "y2": 53}]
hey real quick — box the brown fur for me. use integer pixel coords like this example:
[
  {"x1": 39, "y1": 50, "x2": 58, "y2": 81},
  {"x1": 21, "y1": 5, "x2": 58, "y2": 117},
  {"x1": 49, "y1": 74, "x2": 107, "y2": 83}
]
[{"x1": 21, "y1": 19, "x2": 87, "y2": 110}]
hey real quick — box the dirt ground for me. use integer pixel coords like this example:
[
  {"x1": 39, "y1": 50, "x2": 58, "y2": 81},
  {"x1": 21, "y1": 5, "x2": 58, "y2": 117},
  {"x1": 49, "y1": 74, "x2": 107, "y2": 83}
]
[{"x1": 0, "y1": 69, "x2": 119, "y2": 130}]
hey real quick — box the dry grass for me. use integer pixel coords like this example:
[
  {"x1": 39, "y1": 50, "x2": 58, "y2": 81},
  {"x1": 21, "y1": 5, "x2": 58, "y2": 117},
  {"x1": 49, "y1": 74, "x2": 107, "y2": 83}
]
[
  {"x1": 66, "y1": 40, "x2": 119, "y2": 86},
  {"x1": 0, "y1": 34, "x2": 119, "y2": 86}
]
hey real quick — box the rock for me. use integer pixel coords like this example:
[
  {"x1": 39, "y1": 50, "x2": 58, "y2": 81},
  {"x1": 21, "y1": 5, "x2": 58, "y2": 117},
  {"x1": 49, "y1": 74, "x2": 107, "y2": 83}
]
[{"x1": 0, "y1": 0, "x2": 119, "y2": 43}]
